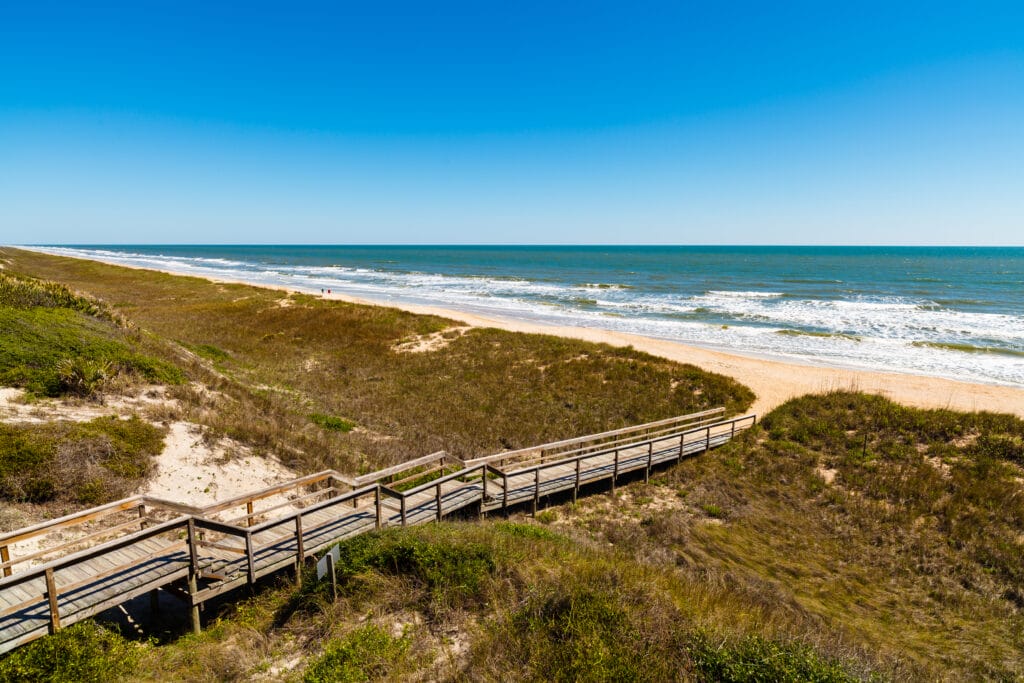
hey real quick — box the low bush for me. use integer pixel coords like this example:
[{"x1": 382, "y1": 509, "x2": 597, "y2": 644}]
[
  {"x1": 0, "y1": 416, "x2": 166, "y2": 504},
  {"x1": 303, "y1": 625, "x2": 410, "y2": 683},
  {"x1": 0, "y1": 622, "x2": 138, "y2": 683}
]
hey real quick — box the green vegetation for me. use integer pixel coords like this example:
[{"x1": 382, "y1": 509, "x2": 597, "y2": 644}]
[
  {"x1": 0, "y1": 416, "x2": 166, "y2": 503},
  {"x1": 0, "y1": 271, "x2": 183, "y2": 397},
  {"x1": 303, "y1": 625, "x2": 411, "y2": 683},
  {"x1": 0, "y1": 622, "x2": 139, "y2": 683},
  {"x1": 309, "y1": 413, "x2": 355, "y2": 433}
]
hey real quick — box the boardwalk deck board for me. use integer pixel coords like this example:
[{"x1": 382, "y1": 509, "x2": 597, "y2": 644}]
[{"x1": 0, "y1": 411, "x2": 754, "y2": 654}]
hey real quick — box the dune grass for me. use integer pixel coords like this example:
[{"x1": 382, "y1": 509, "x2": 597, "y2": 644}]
[
  {"x1": 0, "y1": 248, "x2": 753, "y2": 475},
  {"x1": 560, "y1": 391, "x2": 1024, "y2": 680}
]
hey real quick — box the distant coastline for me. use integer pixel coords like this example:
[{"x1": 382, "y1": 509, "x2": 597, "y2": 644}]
[
  {"x1": 12, "y1": 245, "x2": 1024, "y2": 418},
  {"x1": 19, "y1": 244, "x2": 1024, "y2": 389}
]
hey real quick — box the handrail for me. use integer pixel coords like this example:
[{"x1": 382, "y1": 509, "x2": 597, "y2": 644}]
[
  {"x1": 461, "y1": 408, "x2": 726, "y2": 466},
  {"x1": 0, "y1": 516, "x2": 190, "y2": 589},
  {"x1": 197, "y1": 470, "x2": 337, "y2": 515},
  {"x1": 348, "y1": 451, "x2": 448, "y2": 487},
  {"x1": 498, "y1": 414, "x2": 730, "y2": 470},
  {"x1": 246, "y1": 483, "x2": 381, "y2": 535},
  {"x1": 502, "y1": 414, "x2": 756, "y2": 477},
  {"x1": 401, "y1": 464, "x2": 485, "y2": 497},
  {"x1": 0, "y1": 496, "x2": 145, "y2": 547}
]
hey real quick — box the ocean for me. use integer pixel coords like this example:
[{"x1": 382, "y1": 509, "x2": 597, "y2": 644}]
[{"x1": 27, "y1": 245, "x2": 1024, "y2": 387}]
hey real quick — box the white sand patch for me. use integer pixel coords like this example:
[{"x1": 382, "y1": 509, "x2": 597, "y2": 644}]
[
  {"x1": 816, "y1": 466, "x2": 838, "y2": 485},
  {"x1": 138, "y1": 422, "x2": 297, "y2": 509},
  {"x1": 392, "y1": 326, "x2": 470, "y2": 353},
  {"x1": 0, "y1": 386, "x2": 178, "y2": 424}
]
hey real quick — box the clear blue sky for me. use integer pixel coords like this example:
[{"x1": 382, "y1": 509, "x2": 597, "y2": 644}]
[{"x1": 2, "y1": 1, "x2": 1022, "y2": 245}]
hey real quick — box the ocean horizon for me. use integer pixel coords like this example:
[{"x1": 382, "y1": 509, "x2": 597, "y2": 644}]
[{"x1": 21, "y1": 244, "x2": 1024, "y2": 388}]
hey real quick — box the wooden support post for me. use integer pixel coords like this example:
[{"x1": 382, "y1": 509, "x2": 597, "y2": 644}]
[
  {"x1": 400, "y1": 496, "x2": 407, "y2": 527},
  {"x1": 502, "y1": 474, "x2": 509, "y2": 516},
  {"x1": 245, "y1": 531, "x2": 256, "y2": 587},
  {"x1": 573, "y1": 459, "x2": 580, "y2": 503},
  {"x1": 0, "y1": 545, "x2": 10, "y2": 578},
  {"x1": 436, "y1": 485, "x2": 443, "y2": 522},
  {"x1": 678, "y1": 434, "x2": 685, "y2": 461},
  {"x1": 137, "y1": 503, "x2": 147, "y2": 530},
  {"x1": 646, "y1": 442, "x2": 652, "y2": 482},
  {"x1": 533, "y1": 469, "x2": 540, "y2": 516},
  {"x1": 706, "y1": 426, "x2": 711, "y2": 453},
  {"x1": 480, "y1": 468, "x2": 487, "y2": 519},
  {"x1": 374, "y1": 486, "x2": 382, "y2": 530},
  {"x1": 731, "y1": 420, "x2": 736, "y2": 438},
  {"x1": 186, "y1": 519, "x2": 200, "y2": 634},
  {"x1": 611, "y1": 450, "x2": 618, "y2": 495},
  {"x1": 294, "y1": 513, "x2": 304, "y2": 585},
  {"x1": 44, "y1": 567, "x2": 60, "y2": 634},
  {"x1": 188, "y1": 572, "x2": 200, "y2": 634},
  {"x1": 246, "y1": 501, "x2": 255, "y2": 527},
  {"x1": 327, "y1": 553, "x2": 338, "y2": 602}
]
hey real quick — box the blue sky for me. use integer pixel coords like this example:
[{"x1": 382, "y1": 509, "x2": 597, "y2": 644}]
[{"x1": 1, "y1": 1, "x2": 1022, "y2": 245}]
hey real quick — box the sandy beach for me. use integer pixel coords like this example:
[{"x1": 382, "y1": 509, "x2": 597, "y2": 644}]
[{"x1": 39, "y1": 249, "x2": 1022, "y2": 420}]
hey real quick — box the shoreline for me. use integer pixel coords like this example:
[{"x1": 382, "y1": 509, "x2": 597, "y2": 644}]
[{"x1": 16, "y1": 248, "x2": 1024, "y2": 418}]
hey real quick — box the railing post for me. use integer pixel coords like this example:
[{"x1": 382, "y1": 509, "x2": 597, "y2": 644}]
[
  {"x1": 611, "y1": 449, "x2": 619, "y2": 494},
  {"x1": 137, "y1": 503, "x2": 147, "y2": 530},
  {"x1": 678, "y1": 434, "x2": 685, "y2": 461},
  {"x1": 646, "y1": 442, "x2": 652, "y2": 482},
  {"x1": 706, "y1": 426, "x2": 711, "y2": 453},
  {"x1": 436, "y1": 484, "x2": 443, "y2": 522},
  {"x1": 400, "y1": 496, "x2": 407, "y2": 527},
  {"x1": 0, "y1": 545, "x2": 10, "y2": 577},
  {"x1": 480, "y1": 467, "x2": 487, "y2": 519},
  {"x1": 245, "y1": 531, "x2": 256, "y2": 587},
  {"x1": 294, "y1": 513, "x2": 304, "y2": 586},
  {"x1": 573, "y1": 459, "x2": 580, "y2": 503},
  {"x1": 246, "y1": 501, "x2": 254, "y2": 527},
  {"x1": 533, "y1": 469, "x2": 540, "y2": 516},
  {"x1": 502, "y1": 473, "x2": 509, "y2": 516},
  {"x1": 186, "y1": 519, "x2": 201, "y2": 634},
  {"x1": 731, "y1": 420, "x2": 736, "y2": 438},
  {"x1": 44, "y1": 567, "x2": 60, "y2": 634},
  {"x1": 375, "y1": 486, "x2": 382, "y2": 530}
]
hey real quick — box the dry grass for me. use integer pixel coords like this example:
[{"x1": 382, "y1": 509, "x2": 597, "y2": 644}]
[
  {"x1": 1, "y1": 247, "x2": 753, "y2": 475},
  {"x1": 556, "y1": 391, "x2": 1024, "y2": 680}
]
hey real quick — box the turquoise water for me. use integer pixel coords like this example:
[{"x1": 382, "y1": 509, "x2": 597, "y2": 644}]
[{"x1": 30, "y1": 245, "x2": 1024, "y2": 386}]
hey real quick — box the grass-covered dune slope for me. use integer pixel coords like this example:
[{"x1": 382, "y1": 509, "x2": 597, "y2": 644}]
[
  {"x1": 1, "y1": 248, "x2": 1022, "y2": 680},
  {"x1": 0, "y1": 247, "x2": 753, "y2": 476}
]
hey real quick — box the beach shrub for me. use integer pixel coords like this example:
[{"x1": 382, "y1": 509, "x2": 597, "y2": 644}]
[
  {"x1": 0, "y1": 622, "x2": 139, "y2": 683},
  {"x1": 0, "y1": 416, "x2": 166, "y2": 504},
  {"x1": 303, "y1": 625, "x2": 410, "y2": 683},
  {"x1": 687, "y1": 631, "x2": 858, "y2": 683},
  {"x1": 320, "y1": 528, "x2": 496, "y2": 611}
]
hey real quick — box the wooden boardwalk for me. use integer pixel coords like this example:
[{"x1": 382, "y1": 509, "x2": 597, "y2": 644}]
[{"x1": 0, "y1": 409, "x2": 754, "y2": 654}]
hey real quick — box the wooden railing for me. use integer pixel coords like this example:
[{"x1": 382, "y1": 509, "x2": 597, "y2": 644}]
[{"x1": 0, "y1": 409, "x2": 755, "y2": 653}]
